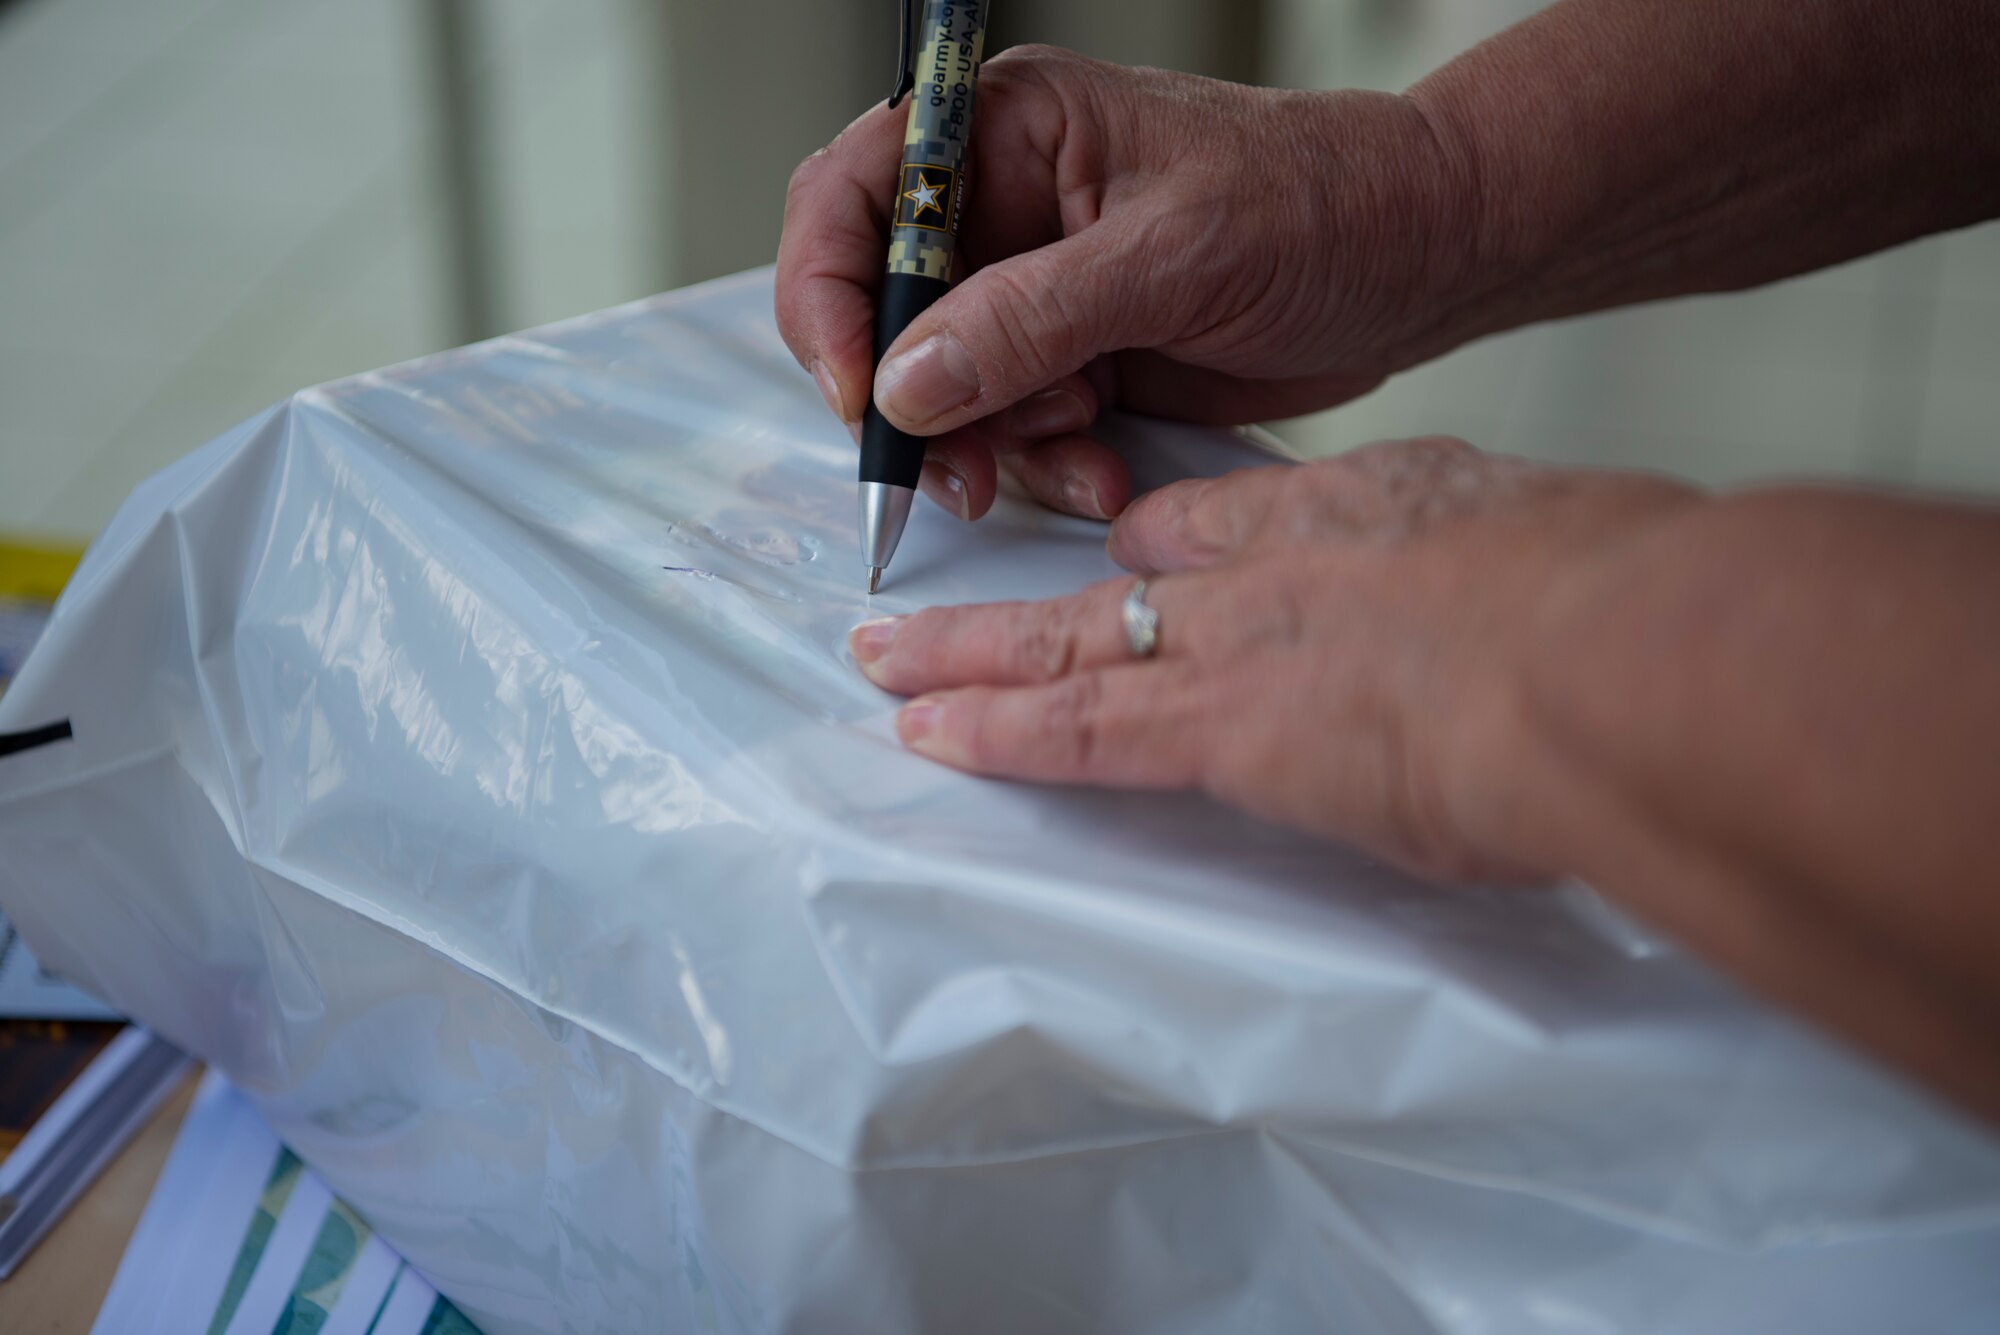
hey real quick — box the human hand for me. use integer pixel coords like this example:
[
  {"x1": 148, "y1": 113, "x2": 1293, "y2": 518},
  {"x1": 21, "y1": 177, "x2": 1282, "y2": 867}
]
[
  {"x1": 777, "y1": 47, "x2": 1478, "y2": 525},
  {"x1": 846, "y1": 437, "x2": 1703, "y2": 882}
]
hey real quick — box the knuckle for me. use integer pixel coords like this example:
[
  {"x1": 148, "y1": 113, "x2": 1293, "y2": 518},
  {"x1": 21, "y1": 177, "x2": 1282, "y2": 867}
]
[
  {"x1": 1394, "y1": 434, "x2": 1479, "y2": 480},
  {"x1": 975, "y1": 47, "x2": 1061, "y2": 114},
  {"x1": 1030, "y1": 673, "x2": 1108, "y2": 773},
  {"x1": 1261, "y1": 577, "x2": 1312, "y2": 651},
  {"x1": 786, "y1": 147, "x2": 830, "y2": 201},
  {"x1": 988, "y1": 43, "x2": 1083, "y2": 77},
  {"x1": 988, "y1": 671, "x2": 1104, "y2": 775},
  {"x1": 1217, "y1": 572, "x2": 1310, "y2": 653},
  {"x1": 1301, "y1": 449, "x2": 1408, "y2": 531},
  {"x1": 957, "y1": 679, "x2": 1100, "y2": 774},
  {"x1": 1323, "y1": 445, "x2": 1392, "y2": 485},
  {"x1": 1183, "y1": 493, "x2": 1237, "y2": 558},
  {"x1": 1392, "y1": 434, "x2": 1477, "y2": 474},
  {"x1": 959, "y1": 688, "x2": 1006, "y2": 768},
  {"x1": 1015, "y1": 604, "x2": 1082, "y2": 683},
  {"x1": 1424, "y1": 434, "x2": 1476, "y2": 457},
  {"x1": 1378, "y1": 435, "x2": 1495, "y2": 529},
  {"x1": 1264, "y1": 485, "x2": 1323, "y2": 539}
]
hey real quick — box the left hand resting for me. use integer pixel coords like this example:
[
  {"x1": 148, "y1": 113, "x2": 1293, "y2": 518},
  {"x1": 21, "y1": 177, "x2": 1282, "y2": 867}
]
[{"x1": 848, "y1": 436, "x2": 1700, "y2": 882}]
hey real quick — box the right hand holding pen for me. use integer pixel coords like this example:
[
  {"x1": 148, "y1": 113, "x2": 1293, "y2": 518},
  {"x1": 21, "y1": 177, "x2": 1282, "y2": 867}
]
[{"x1": 775, "y1": 45, "x2": 1480, "y2": 524}]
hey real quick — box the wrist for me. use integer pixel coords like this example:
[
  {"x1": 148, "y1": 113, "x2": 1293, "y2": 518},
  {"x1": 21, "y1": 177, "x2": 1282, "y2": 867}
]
[
  {"x1": 1284, "y1": 85, "x2": 1498, "y2": 377},
  {"x1": 1397, "y1": 53, "x2": 1572, "y2": 349}
]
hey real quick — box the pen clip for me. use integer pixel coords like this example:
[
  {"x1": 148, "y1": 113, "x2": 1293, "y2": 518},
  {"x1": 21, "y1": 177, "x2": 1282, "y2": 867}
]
[{"x1": 888, "y1": 0, "x2": 917, "y2": 108}]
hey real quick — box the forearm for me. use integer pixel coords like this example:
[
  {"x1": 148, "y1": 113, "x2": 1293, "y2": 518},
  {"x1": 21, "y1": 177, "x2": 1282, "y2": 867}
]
[
  {"x1": 1499, "y1": 489, "x2": 2000, "y2": 1120},
  {"x1": 1408, "y1": 0, "x2": 2000, "y2": 338}
]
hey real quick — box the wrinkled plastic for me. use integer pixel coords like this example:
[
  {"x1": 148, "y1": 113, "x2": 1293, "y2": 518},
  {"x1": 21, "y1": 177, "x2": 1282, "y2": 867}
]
[{"x1": 2, "y1": 269, "x2": 1998, "y2": 1334}]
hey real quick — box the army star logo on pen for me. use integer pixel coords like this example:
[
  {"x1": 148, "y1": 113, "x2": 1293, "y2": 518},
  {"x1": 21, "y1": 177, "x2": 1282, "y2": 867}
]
[
  {"x1": 895, "y1": 166, "x2": 954, "y2": 231},
  {"x1": 902, "y1": 172, "x2": 945, "y2": 219}
]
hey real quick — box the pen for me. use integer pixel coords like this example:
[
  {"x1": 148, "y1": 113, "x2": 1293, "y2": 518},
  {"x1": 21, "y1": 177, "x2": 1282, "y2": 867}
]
[{"x1": 858, "y1": 0, "x2": 993, "y2": 594}]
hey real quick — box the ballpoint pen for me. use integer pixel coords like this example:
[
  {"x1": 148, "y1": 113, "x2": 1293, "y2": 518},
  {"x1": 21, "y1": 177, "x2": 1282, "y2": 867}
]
[{"x1": 858, "y1": 0, "x2": 992, "y2": 594}]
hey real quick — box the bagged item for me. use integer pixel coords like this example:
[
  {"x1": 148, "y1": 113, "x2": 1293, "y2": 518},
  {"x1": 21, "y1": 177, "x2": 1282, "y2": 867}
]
[{"x1": 2, "y1": 268, "x2": 1997, "y2": 1334}]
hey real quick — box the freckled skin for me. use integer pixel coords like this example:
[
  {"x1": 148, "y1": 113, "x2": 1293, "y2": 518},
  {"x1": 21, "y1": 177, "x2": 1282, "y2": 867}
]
[{"x1": 785, "y1": 2, "x2": 2000, "y2": 1125}]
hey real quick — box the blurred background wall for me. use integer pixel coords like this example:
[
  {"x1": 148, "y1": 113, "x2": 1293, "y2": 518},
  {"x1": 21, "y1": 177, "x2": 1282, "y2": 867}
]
[{"x1": 1, "y1": 0, "x2": 1993, "y2": 544}]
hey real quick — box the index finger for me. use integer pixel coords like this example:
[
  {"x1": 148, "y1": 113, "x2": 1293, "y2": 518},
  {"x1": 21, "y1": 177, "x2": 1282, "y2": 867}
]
[
  {"x1": 774, "y1": 99, "x2": 907, "y2": 425},
  {"x1": 1108, "y1": 464, "x2": 1299, "y2": 574}
]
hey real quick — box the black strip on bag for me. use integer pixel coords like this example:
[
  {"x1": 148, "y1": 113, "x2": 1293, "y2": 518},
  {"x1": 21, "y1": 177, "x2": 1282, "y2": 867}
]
[{"x1": 0, "y1": 720, "x2": 73, "y2": 758}]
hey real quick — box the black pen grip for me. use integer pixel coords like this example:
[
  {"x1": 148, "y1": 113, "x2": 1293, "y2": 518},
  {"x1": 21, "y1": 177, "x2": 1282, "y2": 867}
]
[{"x1": 859, "y1": 272, "x2": 950, "y2": 488}]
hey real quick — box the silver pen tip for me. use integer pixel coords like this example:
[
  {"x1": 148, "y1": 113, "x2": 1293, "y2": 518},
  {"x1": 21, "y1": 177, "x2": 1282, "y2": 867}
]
[{"x1": 867, "y1": 566, "x2": 882, "y2": 595}]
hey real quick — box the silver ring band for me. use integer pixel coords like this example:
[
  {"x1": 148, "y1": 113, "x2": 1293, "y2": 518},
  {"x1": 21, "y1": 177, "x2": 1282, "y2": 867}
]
[{"x1": 1121, "y1": 580, "x2": 1160, "y2": 659}]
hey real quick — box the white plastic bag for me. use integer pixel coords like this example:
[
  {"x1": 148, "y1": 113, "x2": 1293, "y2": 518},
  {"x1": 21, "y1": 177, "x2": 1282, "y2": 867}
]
[{"x1": 2, "y1": 269, "x2": 1997, "y2": 1334}]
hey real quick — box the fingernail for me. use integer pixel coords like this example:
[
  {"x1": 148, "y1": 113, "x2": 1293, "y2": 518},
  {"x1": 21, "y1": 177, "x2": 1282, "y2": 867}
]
[
  {"x1": 849, "y1": 615, "x2": 901, "y2": 667},
  {"x1": 897, "y1": 697, "x2": 945, "y2": 751},
  {"x1": 1011, "y1": 388, "x2": 1091, "y2": 440},
  {"x1": 1061, "y1": 474, "x2": 1106, "y2": 519},
  {"x1": 810, "y1": 360, "x2": 848, "y2": 422},
  {"x1": 920, "y1": 459, "x2": 971, "y2": 520},
  {"x1": 876, "y1": 333, "x2": 980, "y2": 426},
  {"x1": 846, "y1": 418, "x2": 862, "y2": 446}
]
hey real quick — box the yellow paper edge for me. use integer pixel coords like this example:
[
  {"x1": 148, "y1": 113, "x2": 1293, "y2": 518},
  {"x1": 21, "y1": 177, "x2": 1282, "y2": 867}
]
[{"x1": 0, "y1": 536, "x2": 87, "y2": 604}]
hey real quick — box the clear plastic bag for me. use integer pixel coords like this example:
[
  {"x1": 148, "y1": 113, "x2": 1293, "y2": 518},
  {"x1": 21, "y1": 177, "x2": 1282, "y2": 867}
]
[{"x1": 2, "y1": 269, "x2": 1996, "y2": 1334}]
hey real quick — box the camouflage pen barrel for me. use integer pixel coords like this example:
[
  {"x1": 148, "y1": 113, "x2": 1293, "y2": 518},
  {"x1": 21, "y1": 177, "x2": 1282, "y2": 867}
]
[{"x1": 859, "y1": 0, "x2": 992, "y2": 491}]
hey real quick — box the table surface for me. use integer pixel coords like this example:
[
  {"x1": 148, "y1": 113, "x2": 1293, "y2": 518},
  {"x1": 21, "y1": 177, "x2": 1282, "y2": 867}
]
[{"x1": 0, "y1": 1070, "x2": 198, "y2": 1332}]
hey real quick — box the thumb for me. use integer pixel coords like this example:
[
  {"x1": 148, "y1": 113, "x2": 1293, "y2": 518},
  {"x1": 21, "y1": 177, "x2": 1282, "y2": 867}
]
[{"x1": 872, "y1": 228, "x2": 1138, "y2": 436}]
